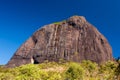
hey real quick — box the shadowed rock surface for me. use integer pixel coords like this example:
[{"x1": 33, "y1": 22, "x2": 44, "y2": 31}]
[{"x1": 6, "y1": 16, "x2": 113, "y2": 67}]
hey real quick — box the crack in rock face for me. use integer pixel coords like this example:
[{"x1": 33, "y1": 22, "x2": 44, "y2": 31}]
[{"x1": 6, "y1": 16, "x2": 113, "y2": 67}]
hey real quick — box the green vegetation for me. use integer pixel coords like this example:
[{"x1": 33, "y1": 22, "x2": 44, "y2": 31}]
[
  {"x1": 54, "y1": 22, "x2": 61, "y2": 25},
  {"x1": 53, "y1": 20, "x2": 66, "y2": 25},
  {"x1": 0, "y1": 61, "x2": 120, "y2": 80},
  {"x1": 65, "y1": 62, "x2": 84, "y2": 80}
]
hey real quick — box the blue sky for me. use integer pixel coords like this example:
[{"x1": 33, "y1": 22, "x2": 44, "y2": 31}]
[{"x1": 0, "y1": 0, "x2": 120, "y2": 64}]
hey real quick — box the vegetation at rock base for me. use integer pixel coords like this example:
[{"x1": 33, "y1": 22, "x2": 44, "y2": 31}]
[{"x1": 0, "y1": 60, "x2": 120, "y2": 80}]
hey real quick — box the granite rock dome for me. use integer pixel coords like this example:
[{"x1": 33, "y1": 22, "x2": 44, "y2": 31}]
[{"x1": 6, "y1": 16, "x2": 113, "y2": 67}]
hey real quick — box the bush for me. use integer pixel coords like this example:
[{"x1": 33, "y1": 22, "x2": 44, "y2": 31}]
[
  {"x1": 115, "y1": 62, "x2": 120, "y2": 79},
  {"x1": 99, "y1": 61, "x2": 117, "y2": 80},
  {"x1": 15, "y1": 64, "x2": 49, "y2": 80},
  {"x1": 65, "y1": 62, "x2": 84, "y2": 80},
  {"x1": 0, "y1": 61, "x2": 119, "y2": 80},
  {"x1": 81, "y1": 60, "x2": 98, "y2": 72},
  {"x1": 54, "y1": 22, "x2": 61, "y2": 25},
  {"x1": 47, "y1": 71, "x2": 62, "y2": 80}
]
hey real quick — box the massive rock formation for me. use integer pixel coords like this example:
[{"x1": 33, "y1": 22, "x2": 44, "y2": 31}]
[{"x1": 6, "y1": 16, "x2": 113, "y2": 67}]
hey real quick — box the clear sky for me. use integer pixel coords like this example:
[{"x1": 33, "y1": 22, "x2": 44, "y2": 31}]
[{"x1": 0, "y1": 0, "x2": 120, "y2": 65}]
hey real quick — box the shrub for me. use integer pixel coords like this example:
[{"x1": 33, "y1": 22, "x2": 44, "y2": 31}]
[
  {"x1": 0, "y1": 61, "x2": 119, "y2": 80},
  {"x1": 0, "y1": 73, "x2": 14, "y2": 80},
  {"x1": 81, "y1": 60, "x2": 98, "y2": 72},
  {"x1": 47, "y1": 71, "x2": 62, "y2": 80},
  {"x1": 99, "y1": 61, "x2": 117, "y2": 80},
  {"x1": 115, "y1": 62, "x2": 120, "y2": 79},
  {"x1": 15, "y1": 64, "x2": 47, "y2": 80},
  {"x1": 54, "y1": 22, "x2": 61, "y2": 25},
  {"x1": 65, "y1": 62, "x2": 84, "y2": 80}
]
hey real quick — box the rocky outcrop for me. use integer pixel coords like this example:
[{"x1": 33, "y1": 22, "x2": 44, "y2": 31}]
[{"x1": 6, "y1": 16, "x2": 113, "y2": 67}]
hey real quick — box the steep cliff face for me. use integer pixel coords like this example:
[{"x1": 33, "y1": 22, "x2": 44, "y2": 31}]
[{"x1": 6, "y1": 16, "x2": 113, "y2": 67}]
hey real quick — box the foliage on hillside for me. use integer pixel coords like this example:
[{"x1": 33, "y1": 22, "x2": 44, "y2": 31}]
[{"x1": 0, "y1": 60, "x2": 120, "y2": 80}]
